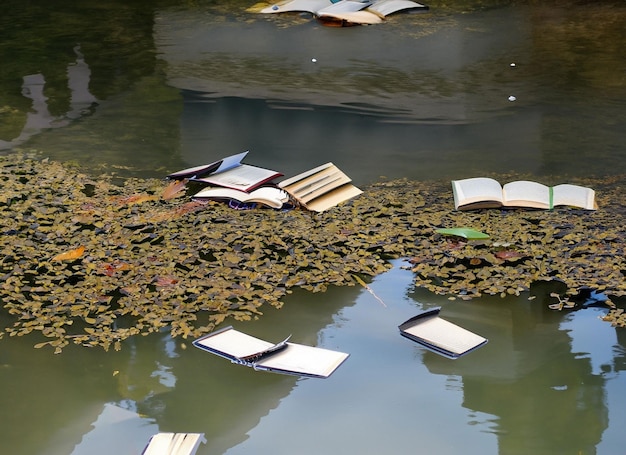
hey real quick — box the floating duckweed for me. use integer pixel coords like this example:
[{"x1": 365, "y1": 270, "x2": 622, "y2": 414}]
[{"x1": 1, "y1": 153, "x2": 625, "y2": 352}]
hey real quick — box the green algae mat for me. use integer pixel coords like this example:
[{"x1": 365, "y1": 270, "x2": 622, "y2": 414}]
[{"x1": 1, "y1": 153, "x2": 625, "y2": 352}]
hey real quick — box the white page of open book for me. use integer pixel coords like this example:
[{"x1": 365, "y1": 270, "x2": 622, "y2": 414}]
[
  {"x1": 214, "y1": 151, "x2": 248, "y2": 173},
  {"x1": 193, "y1": 186, "x2": 288, "y2": 208},
  {"x1": 502, "y1": 180, "x2": 550, "y2": 208},
  {"x1": 199, "y1": 164, "x2": 280, "y2": 190},
  {"x1": 256, "y1": 343, "x2": 349, "y2": 377},
  {"x1": 552, "y1": 184, "x2": 596, "y2": 209},
  {"x1": 403, "y1": 316, "x2": 486, "y2": 355},
  {"x1": 452, "y1": 177, "x2": 503, "y2": 208},
  {"x1": 196, "y1": 329, "x2": 274, "y2": 359}
]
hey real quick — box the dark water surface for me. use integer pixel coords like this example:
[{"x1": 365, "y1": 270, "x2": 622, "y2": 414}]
[{"x1": 1, "y1": 1, "x2": 626, "y2": 454}]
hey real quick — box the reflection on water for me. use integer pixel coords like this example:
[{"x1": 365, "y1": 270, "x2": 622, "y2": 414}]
[
  {"x1": 1, "y1": 1, "x2": 626, "y2": 454},
  {"x1": 418, "y1": 284, "x2": 614, "y2": 455},
  {"x1": 1, "y1": 262, "x2": 625, "y2": 454},
  {"x1": 221, "y1": 264, "x2": 626, "y2": 455},
  {"x1": 1, "y1": 46, "x2": 98, "y2": 150},
  {"x1": 70, "y1": 404, "x2": 158, "y2": 455},
  {"x1": 1, "y1": 1, "x2": 624, "y2": 182}
]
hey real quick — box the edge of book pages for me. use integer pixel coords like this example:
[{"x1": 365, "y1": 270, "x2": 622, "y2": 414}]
[
  {"x1": 192, "y1": 186, "x2": 290, "y2": 209},
  {"x1": 142, "y1": 432, "x2": 206, "y2": 455},
  {"x1": 279, "y1": 162, "x2": 363, "y2": 212},
  {"x1": 398, "y1": 307, "x2": 488, "y2": 359},
  {"x1": 192, "y1": 326, "x2": 349, "y2": 378}
]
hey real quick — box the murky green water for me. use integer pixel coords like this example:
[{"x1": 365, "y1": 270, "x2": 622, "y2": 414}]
[{"x1": 1, "y1": 1, "x2": 625, "y2": 454}]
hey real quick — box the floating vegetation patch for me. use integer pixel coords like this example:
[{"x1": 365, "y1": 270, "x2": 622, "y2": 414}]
[
  {"x1": 602, "y1": 309, "x2": 626, "y2": 328},
  {"x1": 1, "y1": 153, "x2": 625, "y2": 352}
]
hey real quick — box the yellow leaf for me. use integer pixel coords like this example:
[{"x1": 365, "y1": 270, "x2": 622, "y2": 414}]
[
  {"x1": 52, "y1": 246, "x2": 85, "y2": 262},
  {"x1": 161, "y1": 179, "x2": 187, "y2": 200}
]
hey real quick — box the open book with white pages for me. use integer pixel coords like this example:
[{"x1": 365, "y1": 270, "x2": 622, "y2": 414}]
[
  {"x1": 398, "y1": 307, "x2": 488, "y2": 359},
  {"x1": 192, "y1": 326, "x2": 349, "y2": 378},
  {"x1": 167, "y1": 151, "x2": 283, "y2": 193}
]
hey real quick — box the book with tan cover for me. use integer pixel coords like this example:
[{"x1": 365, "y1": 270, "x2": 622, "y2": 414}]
[{"x1": 279, "y1": 162, "x2": 362, "y2": 212}]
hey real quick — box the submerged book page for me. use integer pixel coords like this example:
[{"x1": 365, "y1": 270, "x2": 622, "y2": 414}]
[
  {"x1": 256, "y1": 343, "x2": 349, "y2": 377},
  {"x1": 403, "y1": 316, "x2": 486, "y2": 355}
]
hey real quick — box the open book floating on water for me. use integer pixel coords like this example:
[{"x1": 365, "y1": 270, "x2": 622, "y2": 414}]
[
  {"x1": 452, "y1": 177, "x2": 597, "y2": 211},
  {"x1": 193, "y1": 326, "x2": 349, "y2": 378},
  {"x1": 399, "y1": 307, "x2": 488, "y2": 359},
  {"x1": 167, "y1": 151, "x2": 282, "y2": 193},
  {"x1": 192, "y1": 186, "x2": 291, "y2": 209},
  {"x1": 279, "y1": 162, "x2": 362, "y2": 212},
  {"x1": 168, "y1": 153, "x2": 361, "y2": 211},
  {"x1": 142, "y1": 433, "x2": 206, "y2": 455},
  {"x1": 253, "y1": 0, "x2": 428, "y2": 26}
]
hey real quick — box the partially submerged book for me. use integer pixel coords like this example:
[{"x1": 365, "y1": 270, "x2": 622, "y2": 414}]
[
  {"x1": 278, "y1": 162, "x2": 362, "y2": 212},
  {"x1": 167, "y1": 151, "x2": 283, "y2": 192},
  {"x1": 193, "y1": 326, "x2": 349, "y2": 378},
  {"x1": 192, "y1": 186, "x2": 291, "y2": 209},
  {"x1": 143, "y1": 433, "x2": 206, "y2": 455},
  {"x1": 398, "y1": 307, "x2": 488, "y2": 359},
  {"x1": 452, "y1": 177, "x2": 597, "y2": 211}
]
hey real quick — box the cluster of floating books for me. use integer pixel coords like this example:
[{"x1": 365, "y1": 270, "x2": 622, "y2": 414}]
[
  {"x1": 192, "y1": 308, "x2": 488, "y2": 379},
  {"x1": 169, "y1": 152, "x2": 598, "y2": 213},
  {"x1": 145, "y1": 310, "x2": 485, "y2": 450},
  {"x1": 254, "y1": 0, "x2": 429, "y2": 26},
  {"x1": 167, "y1": 151, "x2": 362, "y2": 212}
]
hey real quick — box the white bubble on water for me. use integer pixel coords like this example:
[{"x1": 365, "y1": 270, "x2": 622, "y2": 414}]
[
  {"x1": 508, "y1": 95, "x2": 516, "y2": 102},
  {"x1": 311, "y1": 58, "x2": 317, "y2": 63}
]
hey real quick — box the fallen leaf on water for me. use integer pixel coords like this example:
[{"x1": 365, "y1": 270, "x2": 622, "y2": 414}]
[
  {"x1": 161, "y1": 179, "x2": 188, "y2": 200},
  {"x1": 154, "y1": 275, "x2": 179, "y2": 287},
  {"x1": 52, "y1": 245, "x2": 85, "y2": 261},
  {"x1": 116, "y1": 193, "x2": 157, "y2": 205},
  {"x1": 100, "y1": 261, "x2": 131, "y2": 276},
  {"x1": 495, "y1": 250, "x2": 524, "y2": 260}
]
